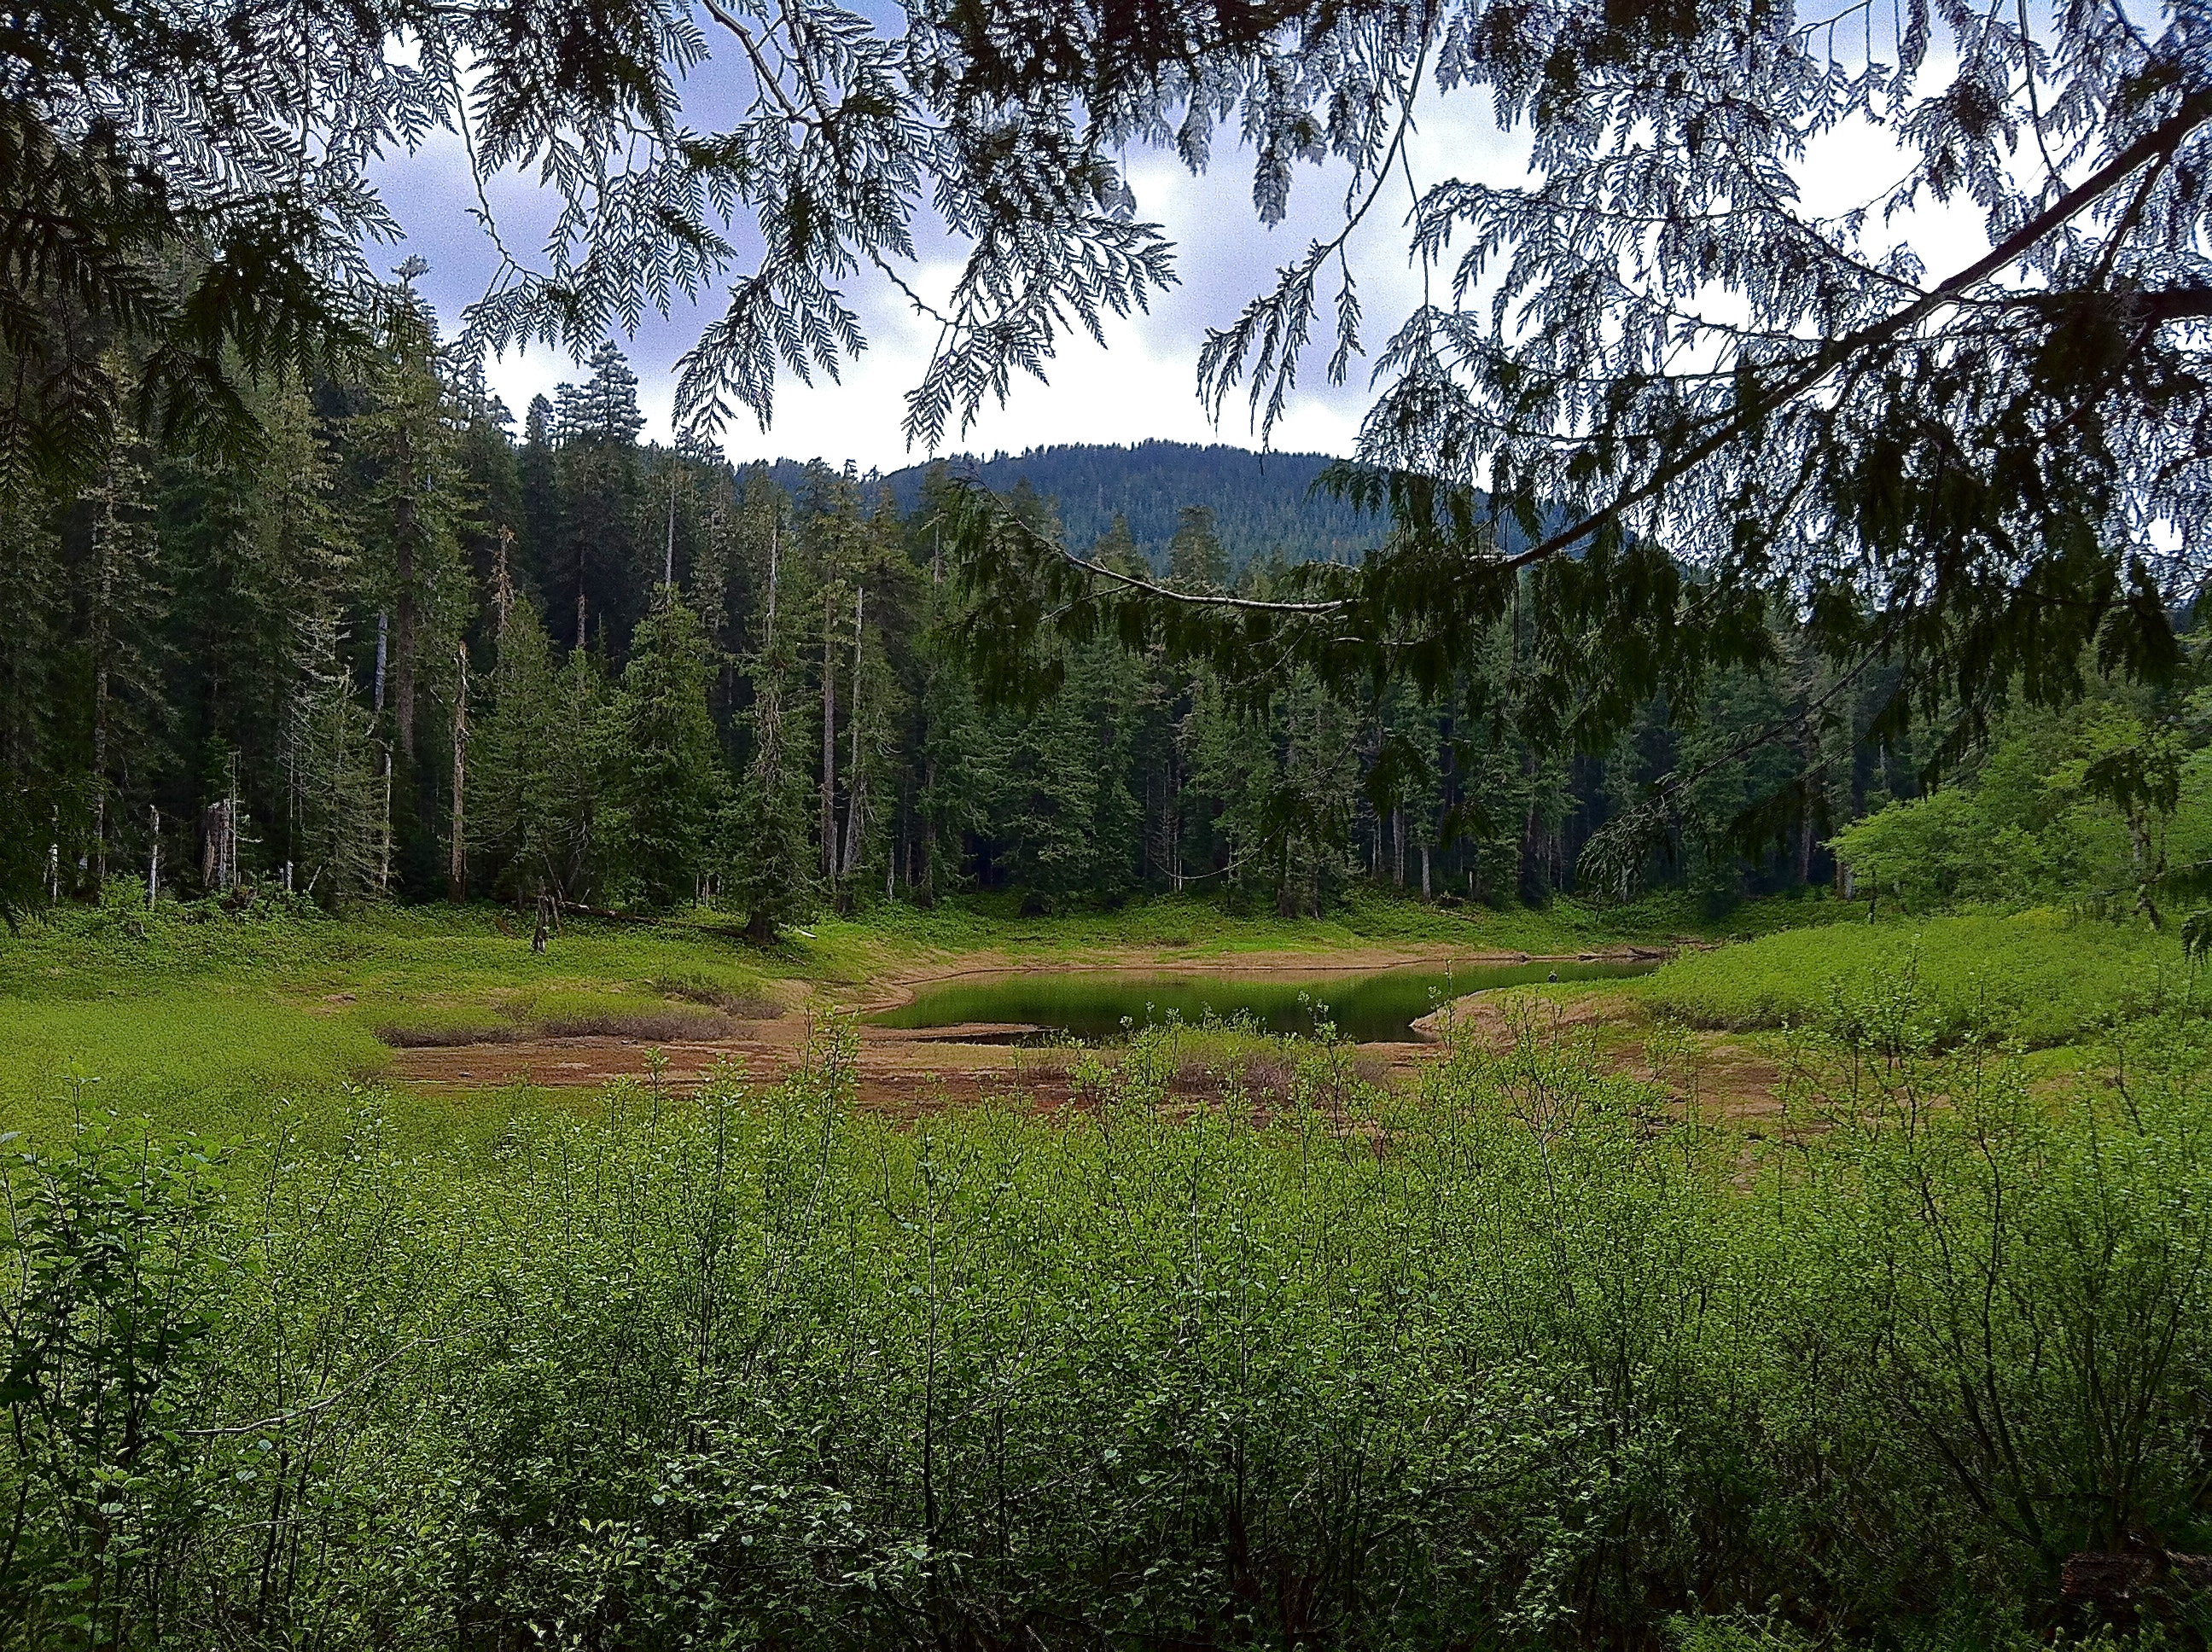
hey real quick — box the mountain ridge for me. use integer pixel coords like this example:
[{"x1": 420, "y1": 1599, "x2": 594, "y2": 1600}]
[{"x1": 747, "y1": 440, "x2": 1384, "y2": 571}]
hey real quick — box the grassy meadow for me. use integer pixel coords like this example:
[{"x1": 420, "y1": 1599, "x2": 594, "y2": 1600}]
[
  {"x1": 5, "y1": 890, "x2": 2210, "y2": 1650},
  {"x1": 0, "y1": 884, "x2": 1774, "y2": 1144}
]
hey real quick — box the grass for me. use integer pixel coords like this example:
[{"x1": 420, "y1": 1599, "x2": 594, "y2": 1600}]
[
  {"x1": 1638, "y1": 909, "x2": 2203, "y2": 1046},
  {"x1": 8, "y1": 887, "x2": 2212, "y2": 1647},
  {"x1": 0, "y1": 895, "x2": 789, "y2": 1141},
  {"x1": 0, "y1": 885, "x2": 1759, "y2": 1140},
  {"x1": 9, "y1": 993, "x2": 2209, "y2": 1649}
]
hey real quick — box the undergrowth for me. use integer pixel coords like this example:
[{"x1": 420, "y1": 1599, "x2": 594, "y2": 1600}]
[{"x1": 5, "y1": 977, "x2": 2209, "y2": 1649}]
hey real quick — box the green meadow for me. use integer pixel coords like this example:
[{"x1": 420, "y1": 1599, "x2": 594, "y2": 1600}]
[{"x1": 4, "y1": 893, "x2": 2209, "y2": 1651}]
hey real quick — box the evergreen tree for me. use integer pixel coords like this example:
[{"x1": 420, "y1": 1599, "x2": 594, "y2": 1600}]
[
  {"x1": 352, "y1": 285, "x2": 472, "y2": 771},
  {"x1": 470, "y1": 555, "x2": 562, "y2": 899},
  {"x1": 160, "y1": 381, "x2": 352, "y2": 890},
  {"x1": 289, "y1": 617, "x2": 383, "y2": 904},
  {"x1": 721, "y1": 471, "x2": 813, "y2": 939},
  {"x1": 551, "y1": 346, "x2": 646, "y2": 653},
  {"x1": 533, "y1": 646, "x2": 607, "y2": 901},
  {"x1": 597, "y1": 593, "x2": 725, "y2": 909},
  {"x1": 1166, "y1": 504, "x2": 1230, "y2": 590},
  {"x1": 517, "y1": 395, "x2": 560, "y2": 608},
  {"x1": 721, "y1": 741, "x2": 812, "y2": 940},
  {"x1": 998, "y1": 683, "x2": 1095, "y2": 909},
  {"x1": 0, "y1": 489, "x2": 67, "y2": 912},
  {"x1": 75, "y1": 420, "x2": 168, "y2": 891}
]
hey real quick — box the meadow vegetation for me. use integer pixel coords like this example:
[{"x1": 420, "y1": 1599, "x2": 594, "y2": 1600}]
[
  {"x1": 0, "y1": 885, "x2": 1743, "y2": 1143},
  {"x1": 5, "y1": 980, "x2": 2209, "y2": 1649},
  {"x1": 1638, "y1": 912, "x2": 2203, "y2": 1047}
]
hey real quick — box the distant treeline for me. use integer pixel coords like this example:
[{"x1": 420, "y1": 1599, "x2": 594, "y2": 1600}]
[
  {"x1": 10, "y1": 307, "x2": 2201, "y2": 928},
  {"x1": 880, "y1": 441, "x2": 1381, "y2": 572}
]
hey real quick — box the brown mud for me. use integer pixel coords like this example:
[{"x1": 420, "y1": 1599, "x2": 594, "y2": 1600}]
[{"x1": 381, "y1": 941, "x2": 1773, "y2": 1117}]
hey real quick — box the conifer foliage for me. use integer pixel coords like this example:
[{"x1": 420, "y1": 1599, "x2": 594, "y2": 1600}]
[
  {"x1": 2, "y1": 325, "x2": 2209, "y2": 928},
  {"x1": 14, "y1": 0, "x2": 2209, "y2": 927}
]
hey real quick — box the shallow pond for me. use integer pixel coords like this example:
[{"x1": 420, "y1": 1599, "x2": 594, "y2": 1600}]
[{"x1": 871, "y1": 959, "x2": 1659, "y2": 1044}]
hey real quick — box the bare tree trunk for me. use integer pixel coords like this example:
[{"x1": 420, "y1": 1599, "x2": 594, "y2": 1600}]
[
  {"x1": 374, "y1": 611, "x2": 387, "y2": 712},
  {"x1": 665, "y1": 456, "x2": 678, "y2": 588},
  {"x1": 91, "y1": 502, "x2": 113, "y2": 886},
  {"x1": 841, "y1": 588, "x2": 866, "y2": 879},
  {"x1": 820, "y1": 590, "x2": 838, "y2": 884},
  {"x1": 450, "y1": 643, "x2": 469, "y2": 901},
  {"x1": 763, "y1": 518, "x2": 780, "y2": 641},
  {"x1": 92, "y1": 662, "x2": 108, "y2": 886},
  {"x1": 917, "y1": 754, "x2": 935, "y2": 904},
  {"x1": 393, "y1": 469, "x2": 418, "y2": 760},
  {"x1": 1517, "y1": 743, "x2": 1546, "y2": 903},
  {"x1": 146, "y1": 806, "x2": 160, "y2": 909},
  {"x1": 1421, "y1": 842, "x2": 1431, "y2": 900},
  {"x1": 378, "y1": 747, "x2": 393, "y2": 893}
]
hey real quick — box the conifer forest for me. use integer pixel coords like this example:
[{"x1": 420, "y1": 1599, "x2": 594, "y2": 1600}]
[{"x1": 3, "y1": 314, "x2": 2079, "y2": 936}]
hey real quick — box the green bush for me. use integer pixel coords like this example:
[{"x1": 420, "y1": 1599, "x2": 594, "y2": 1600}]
[{"x1": 4, "y1": 1000, "x2": 2209, "y2": 1649}]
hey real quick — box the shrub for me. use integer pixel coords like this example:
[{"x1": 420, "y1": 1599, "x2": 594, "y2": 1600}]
[{"x1": 4, "y1": 995, "x2": 2209, "y2": 1649}]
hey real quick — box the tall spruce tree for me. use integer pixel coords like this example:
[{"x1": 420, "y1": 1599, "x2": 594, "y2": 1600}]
[
  {"x1": 76, "y1": 416, "x2": 168, "y2": 892},
  {"x1": 551, "y1": 346, "x2": 647, "y2": 654},
  {"x1": 597, "y1": 593, "x2": 726, "y2": 909}
]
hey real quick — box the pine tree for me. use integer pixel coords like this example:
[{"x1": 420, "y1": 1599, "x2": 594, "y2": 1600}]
[
  {"x1": 597, "y1": 593, "x2": 727, "y2": 909},
  {"x1": 161, "y1": 381, "x2": 352, "y2": 891},
  {"x1": 0, "y1": 489, "x2": 67, "y2": 913},
  {"x1": 469, "y1": 548, "x2": 562, "y2": 899},
  {"x1": 534, "y1": 646, "x2": 606, "y2": 900},
  {"x1": 518, "y1": 394, "x2": 560, "y2": 608},
  {"x1": 1166, "y1": 504, "x2": 1230, "y2": 590},
  {"x1": 352, "y1": 286, "x2": 471, "y2": 770},
  {"x1": 721, "y1": 475, "x2": 813, "y2": 939},
  {"x1": 289, "y1": 616, "x2": 382, "y2": 904},
  {"x1": 78, "y1": 421, "x2": 168, "y2": 892},
  {"x1": 550, "y1": 346, "x2": 646, "y2": 653}
]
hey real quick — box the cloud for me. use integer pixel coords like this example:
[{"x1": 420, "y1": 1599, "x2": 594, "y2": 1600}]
[
  {"x1": 372, "y1": 53, "x2": 1991, "y2": 472},
  {"x1": 372, "y1": 65, "x2": 1534, "y2": 467}
]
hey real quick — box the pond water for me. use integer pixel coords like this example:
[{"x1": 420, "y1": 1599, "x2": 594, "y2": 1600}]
[{"x1": 870, "y1": 959, "x2": 1660, "y2": 1044}]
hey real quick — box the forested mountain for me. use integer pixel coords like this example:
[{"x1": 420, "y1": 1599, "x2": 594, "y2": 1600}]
[
  {"x1": 6, "y1": 317, "x2": 2203, "y2": 933},
  {"x1": 879, "y1": 443, "x2": 1381, "y2": 572}
]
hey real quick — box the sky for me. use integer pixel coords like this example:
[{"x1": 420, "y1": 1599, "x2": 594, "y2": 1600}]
[{"x1": 370, "y1": 28, "x2": 1992, "y2": 474}]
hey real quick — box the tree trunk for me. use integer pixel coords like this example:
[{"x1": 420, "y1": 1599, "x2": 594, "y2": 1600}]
[
  {"x1": 1392, "y1": 804, "x2": 1406, "y2": 887},
  {"x1": 1420, "y1": 842, "x2": 1431, "y2": 900},
  {"x1": 91, "y1": 501, "x2": 113, "y2": 886},
  {"x1": 92, "y1": 660, "x2": 108, "y2": 886},
  {"x1": 393, "y1": 480, "x2": 418, "y2": 761},
  {"x1": 820, "y1": 590, "x2": 838, "y2": 883},
  {"x1": 842, "y1": 588, "x2": 866, "y2": 880},
  {"x1": 378, "y1": 747, "x2": 393, "y2": 893},
  {"x1": 917, "y1": 753, "x2": 936, "y2": 905},
  {"x1": 450, "y1": 643, "x2": 469, "y2": 901}
]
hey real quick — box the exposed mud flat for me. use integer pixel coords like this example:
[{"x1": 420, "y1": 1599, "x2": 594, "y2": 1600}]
[{"x1": 379, "y1": 944, "x2": 1792, "y2": 1122}]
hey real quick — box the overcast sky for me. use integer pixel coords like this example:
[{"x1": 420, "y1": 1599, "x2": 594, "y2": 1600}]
[{"x1": 371, "y1": 33, "x2": 1991, "y2": 473}]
